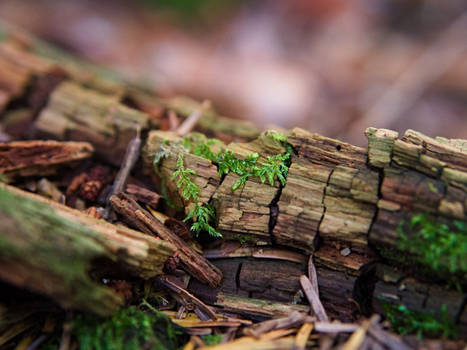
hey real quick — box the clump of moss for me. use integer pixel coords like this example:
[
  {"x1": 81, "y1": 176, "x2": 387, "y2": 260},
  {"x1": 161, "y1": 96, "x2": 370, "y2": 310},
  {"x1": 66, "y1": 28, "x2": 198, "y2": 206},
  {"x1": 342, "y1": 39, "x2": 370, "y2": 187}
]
[
  {"x1": 397, "y1": 214, "x2": 467, "y2": 288},
  {"x1": 201, "y1": 334, "x2": 223, "y2": 346},
  {"x1": 381, "y1": 301, "x2": 458, "y2": 339},
  {"x1": 71, "y1": 306, "x2": 187, "y2": 350},
  {"x1": 237, "y1": 234, "x2": 255, "y2": 244},
  {"x1": 155, "y1": 131, "x2": 293, "y2": 238}
]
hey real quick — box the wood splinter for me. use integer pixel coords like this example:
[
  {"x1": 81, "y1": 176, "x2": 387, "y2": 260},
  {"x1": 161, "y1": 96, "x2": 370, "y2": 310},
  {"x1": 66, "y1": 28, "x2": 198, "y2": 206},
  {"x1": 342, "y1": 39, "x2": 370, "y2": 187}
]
[{"x1": 104, "y1": 125, "x2": 141, "y2": 220}]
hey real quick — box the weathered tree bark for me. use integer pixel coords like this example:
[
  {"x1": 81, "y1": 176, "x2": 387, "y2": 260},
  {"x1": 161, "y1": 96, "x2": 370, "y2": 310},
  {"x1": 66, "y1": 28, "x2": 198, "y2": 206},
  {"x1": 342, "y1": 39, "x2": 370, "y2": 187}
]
[{"x1": 0, "y1": 183, "x2": 175, "y2": 316}]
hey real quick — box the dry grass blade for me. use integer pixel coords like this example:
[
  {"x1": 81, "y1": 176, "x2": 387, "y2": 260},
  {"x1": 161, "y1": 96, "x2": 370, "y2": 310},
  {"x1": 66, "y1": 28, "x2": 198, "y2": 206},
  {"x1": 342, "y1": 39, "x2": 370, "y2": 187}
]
[
  {"x1": 293, "y1": 322, "x2": 314, "y2": 350},
  {"x1": 197, "y1": 336, "x2": 295, "y2": 350},
  {"x1": 300, "y1": 275, "x2": 328, "y2": 322}
]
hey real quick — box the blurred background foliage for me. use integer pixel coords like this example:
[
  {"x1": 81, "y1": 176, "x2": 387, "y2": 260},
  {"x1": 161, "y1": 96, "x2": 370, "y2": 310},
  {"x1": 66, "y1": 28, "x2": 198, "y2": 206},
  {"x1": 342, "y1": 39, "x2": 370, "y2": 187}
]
[{"x1": 1, "y1": 0, "x2": 466, "y2": 144}]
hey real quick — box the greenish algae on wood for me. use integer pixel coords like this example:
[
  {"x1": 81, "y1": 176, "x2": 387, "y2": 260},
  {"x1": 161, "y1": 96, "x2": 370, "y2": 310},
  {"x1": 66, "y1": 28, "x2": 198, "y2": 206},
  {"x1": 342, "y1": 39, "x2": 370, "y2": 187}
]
[{"x1": 0, "y1": 183, "x2": 175, "y2": 316}]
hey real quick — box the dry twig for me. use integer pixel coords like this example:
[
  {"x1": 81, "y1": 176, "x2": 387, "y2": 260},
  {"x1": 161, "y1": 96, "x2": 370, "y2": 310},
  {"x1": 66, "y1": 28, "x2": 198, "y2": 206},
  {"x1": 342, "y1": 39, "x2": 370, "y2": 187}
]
[{"x1": 176, "y1": 99, "x2": 211, "y2": 136}]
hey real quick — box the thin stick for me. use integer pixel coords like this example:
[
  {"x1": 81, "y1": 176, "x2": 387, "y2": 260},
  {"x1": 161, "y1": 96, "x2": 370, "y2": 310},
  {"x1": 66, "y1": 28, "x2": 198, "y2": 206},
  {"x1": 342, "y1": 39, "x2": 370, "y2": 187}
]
[
  {"x1": 168, "y1": 110, "x2": 181, "y2": 131},
  {"x1": 314, "y1": 322, "x2": 358, "y2": 333},
  {"x1": 176, "y1": 100, "x2": 211, "y2": 136},
  {"x1": 307, "y1": 255, "x2": 319, "y2": 296},
  {"x1": 58, "y1": 312, "x2": 73, "y2": 350},
  {"x1": 300, "y1": 275, "x2": 329, "y2": 322},
  {"x1": 158, "y1": 276, "x2": 217, "y2": 321},
  {"x1": 104, "y1": 125, "x2": 141, "y2": 219}
]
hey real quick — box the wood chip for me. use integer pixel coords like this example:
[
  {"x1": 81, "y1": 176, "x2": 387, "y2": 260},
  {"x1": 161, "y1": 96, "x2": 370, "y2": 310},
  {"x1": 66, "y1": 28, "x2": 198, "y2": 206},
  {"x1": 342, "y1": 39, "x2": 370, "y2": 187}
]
[{"x1": 300, "y1": 275, "x2": 329, "y2": 322}]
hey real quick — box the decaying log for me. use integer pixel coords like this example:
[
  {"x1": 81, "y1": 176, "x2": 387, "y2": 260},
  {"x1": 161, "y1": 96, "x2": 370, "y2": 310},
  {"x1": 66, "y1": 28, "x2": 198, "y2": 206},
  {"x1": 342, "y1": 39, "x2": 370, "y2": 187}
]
[
  {"x1": 1, "y1": 22, "x2": 467, "y2": 342},
  {"x1": 142, "y1": 130, "x2": 221, "y2": 212},
  {"x1": 109, "y1": 192, "x2": 222, "y2": 288},
  {"x1": 0, "y1": 183, "x2": 175, "y2": 316},
  {"x1": 372, "y1": 264, "x2": 465, "y2": 328},
  {"x1": 159, "y1": 96, "x2": 260, "y2": 142},
  {"x1": 144, "y1": 126, "x2": 467, "y2": 329},
  {"x1": 212, "y1": 133, "x2": 286, "y2": 243},
  {"x1": 0, "y1": 140, "x2": 93, "y2": 181},
  {"x1": 0, "y1": 41, "x2": 65, "y2": 114},
  {"x1": 34, "y1": 81, "x2": 149, "y2": 166}
]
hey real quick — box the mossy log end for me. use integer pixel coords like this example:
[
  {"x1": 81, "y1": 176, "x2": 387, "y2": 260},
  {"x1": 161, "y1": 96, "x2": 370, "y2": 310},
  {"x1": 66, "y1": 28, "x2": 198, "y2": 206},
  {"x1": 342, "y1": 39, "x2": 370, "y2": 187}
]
[{"x1": 0, "y1": 183, "x2": 175, "y2": 316}]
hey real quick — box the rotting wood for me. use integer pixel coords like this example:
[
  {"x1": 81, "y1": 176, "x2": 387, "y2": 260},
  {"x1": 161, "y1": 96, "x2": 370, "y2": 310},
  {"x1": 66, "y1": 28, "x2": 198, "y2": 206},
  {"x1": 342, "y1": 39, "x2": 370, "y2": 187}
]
[
  {"x1": 213, "y1": 294, "x2": 310, "y2": 320},
  {"x1": 1, "y1": 23, "x2": 467, "y2": 345},
  {"x1": 142, "y1": 130, "x2": 221, "y2": 212},
  {"x1": 204, "y1": 241, "x2": 307, "y2": 265},
  {"x1": 161, "y1": 95, "x2": 260, "y2": 142},
  {"x1": 125, "y1": 183, "x2": 161, "y2": 208},
  {"x1": 0, "y1": 41, "x2": 64, "y2": 114},
  {"x1": 0, "y1": 140, "x2": 93, "y2": 181},
  {"x1": 34, "y1": 81, "x2": 149, "y2": 166},
  {"x1": 146, "y1": 126, "x2": 467, "y2": 329},
  {"x1": 0, "y1": 183, "x2": 175, "y2": 316},
  {"x1": 188, "y1": 257, "x2": 306, "y2": 305},
  {"x1": 110, "y1": 192, "x2": 223, "y2": 287}
]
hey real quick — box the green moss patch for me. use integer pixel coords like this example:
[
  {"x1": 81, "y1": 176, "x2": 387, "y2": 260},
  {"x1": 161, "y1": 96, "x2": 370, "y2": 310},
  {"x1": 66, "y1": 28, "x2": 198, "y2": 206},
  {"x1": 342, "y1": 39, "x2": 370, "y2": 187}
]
[
  {"x1": 72, "y1": 306, "x2": 187, "y2": 350},
  {"x1": 381, "y1": 301, "x2": 458, "y2": 339}
]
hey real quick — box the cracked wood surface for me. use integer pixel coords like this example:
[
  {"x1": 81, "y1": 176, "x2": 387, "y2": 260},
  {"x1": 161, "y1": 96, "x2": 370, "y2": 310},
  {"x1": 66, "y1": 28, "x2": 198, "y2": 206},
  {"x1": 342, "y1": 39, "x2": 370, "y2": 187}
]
[
  {"x1": 1, "y1": 25, "x2": 467, "y2": 336},
  {"x1": 144, "y1": 127, "x2": 467, "y2": 329}
]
